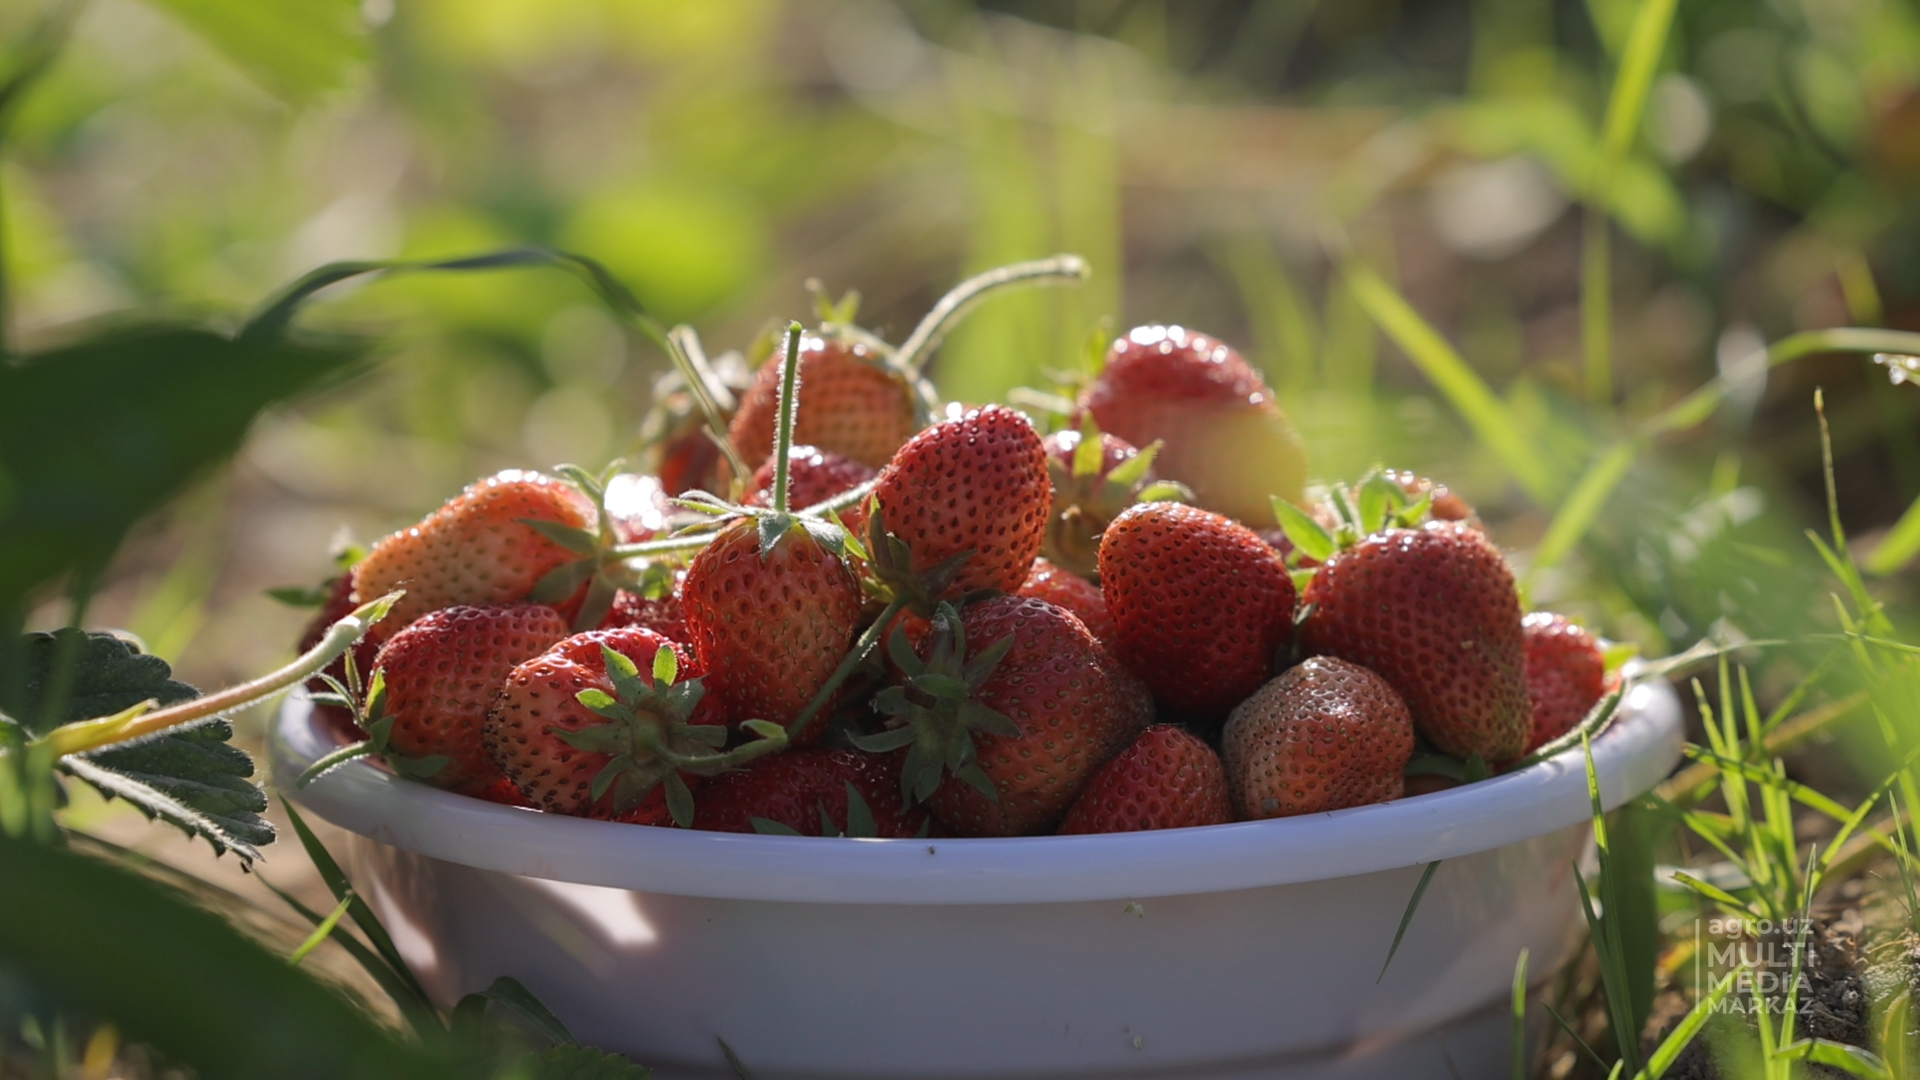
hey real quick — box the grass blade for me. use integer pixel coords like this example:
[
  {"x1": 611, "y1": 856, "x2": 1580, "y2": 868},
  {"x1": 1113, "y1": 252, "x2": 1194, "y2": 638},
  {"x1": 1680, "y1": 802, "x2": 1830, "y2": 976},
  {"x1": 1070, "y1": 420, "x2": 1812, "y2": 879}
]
[
  {"x1": 287, "y1": 890, "x2": 354, "y2": 967},
  {"x1": 1531, "y1": 439, "x2": 1640, "y2": 579},
  {"x1": 280, "y1": 798, "x2": 432, "y2": 1008},
  {"x1": 1511, "y1": 948, "x2": 1530, "y2": 1080},
  {"x1": 1635, "y1": 969, "x2": 1737, "y2": 1079},
  {"x1": 1376, "y1": 860, "x2": 1441, "y2": 983}
]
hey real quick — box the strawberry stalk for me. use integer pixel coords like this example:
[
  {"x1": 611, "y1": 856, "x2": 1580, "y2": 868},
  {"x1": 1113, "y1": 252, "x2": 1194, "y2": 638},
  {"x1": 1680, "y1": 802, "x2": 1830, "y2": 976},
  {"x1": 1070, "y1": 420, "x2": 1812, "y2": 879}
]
[
  {"x1": 786, "y1": 595, "x2": 907, "y2": 741},
  {"x1": 771, "y1": 321, "x2": 804, "y2": 515},
  {"x1": 893, "y1": 255, "x2": 1089, "y2": 376}
]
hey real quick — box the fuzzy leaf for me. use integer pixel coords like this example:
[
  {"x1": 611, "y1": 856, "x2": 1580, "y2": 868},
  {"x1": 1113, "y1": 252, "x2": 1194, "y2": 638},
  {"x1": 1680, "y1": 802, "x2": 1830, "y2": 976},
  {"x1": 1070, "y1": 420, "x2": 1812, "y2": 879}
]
[
  {"x1": 559, "y1": 725, "x2": 630, "y2": 756},
  {"x1": 960, "y1": 633, "x2": 1015, "y2": 690},
  {"x1": 651, "y1": 647, "x2": 678, "y2": 688},
  {"x1": 13, "y1": 628, "x2": 198, "y2": 736},
  {"x1": 1271, "y1": 498, "x2": 1335, "y2": 564},
  {"x1": 757, "y1": 513, "x2": 792, "y2": 558},
  {"x1": 1106, "y1": 440, "x2": 1160, "y2": 489},
  {"x1": 588, "y1": 756, "x2": 631, "y2": 802},
  {"x1": 575, "y1": 688, "x2": 621, "y2": 714},
  {"x1": 799, "y1": 518, "x2": 848, "y2": 560},
  {"x1": 663, "y1": 771, "x2": 696, "y2": 828},
  {"x1": 1356, "y1": 472, "x2": 1405, "y2": 535}
]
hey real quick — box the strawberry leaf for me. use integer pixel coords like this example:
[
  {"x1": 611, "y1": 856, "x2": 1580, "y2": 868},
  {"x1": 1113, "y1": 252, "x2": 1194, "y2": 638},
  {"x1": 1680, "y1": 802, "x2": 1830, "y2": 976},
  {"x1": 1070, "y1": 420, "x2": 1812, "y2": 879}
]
[
  {"x1": 518, "y1": 518, "x2": 601, "y2": 557},
  {"x1": 1272, "y1": 498, "x2": 1335, "y2": 563},
  {"x1": 681, "y1": 723, "x2": 728, "y2": 748},
  {"x1": 266, "y1": 583, "x2": 335, "y2": 608},
  {"x1": 530, "y1": 558, "x2": 594, "y2": 604},
  {"x1": 1106, "y1": 440, "x2": 1160, "y2": 489},
  {"x1": 1357, "y1": 472, "x2": 1405, "y2": 535},
  {"x1": 560, "y1": 726, "x2": 631, "y2": 756},
  {"x1": 14, "y1": 629, "x2": 274, "y2": 861},
  {"x1": 752, "y1": 817, "x2": 804, "y2": 836},
  {"x1": 1134, "y1": 480, "x2": 1190, "y2": 503},
  {"x1": 663, "y1": 770, "x2": 696, "y2": 828},
  {"x1": 845, "y1": 783, "x2": 877, "y2": 838},
  {"x1": 1072, "y1": 415, "x2": 1105, "y2": 479},
  {"x1": 651, "y1": 646, "x2": 678, "y2": 688}
]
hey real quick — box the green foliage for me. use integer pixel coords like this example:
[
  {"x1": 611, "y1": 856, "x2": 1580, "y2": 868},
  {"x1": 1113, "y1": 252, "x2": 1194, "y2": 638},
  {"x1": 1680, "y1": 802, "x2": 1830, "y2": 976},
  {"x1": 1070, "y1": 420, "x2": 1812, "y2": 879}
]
[
  {"x1": 0, "y1": 831, "x2": 461, "y2": 1080},
  {"x1": 7, "y1": 628, "x2": 273, "y2": 860},
  {"x1": 138, "y1": 0, "x2": 368, "y2": 105}
]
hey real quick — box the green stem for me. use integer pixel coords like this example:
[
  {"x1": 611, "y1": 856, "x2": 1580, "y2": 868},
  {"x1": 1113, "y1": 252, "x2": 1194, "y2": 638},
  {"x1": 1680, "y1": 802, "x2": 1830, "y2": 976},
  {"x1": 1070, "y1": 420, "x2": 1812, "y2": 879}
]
[
  {"x1": 895, "y1": 255, "x2": 1090, "y2": 375},
  {"x1": 22, "y1": 593, "x2": 397, "y2": 760},
  {"x1": 798, "y1": 477, "x2": 878, "y2": 519},
  {"x1": 1580, "y1": 208, "x2": 1611, "y2": 407},
  {"x1": 771, "y1": 322, "x2": 804, "y2": 515},
  {"x1": 607, "y1": 531, "x2": 723, "y2": 559},
  {"x1": 788, "y1": 597, "x2": 906, "y2": 740}
]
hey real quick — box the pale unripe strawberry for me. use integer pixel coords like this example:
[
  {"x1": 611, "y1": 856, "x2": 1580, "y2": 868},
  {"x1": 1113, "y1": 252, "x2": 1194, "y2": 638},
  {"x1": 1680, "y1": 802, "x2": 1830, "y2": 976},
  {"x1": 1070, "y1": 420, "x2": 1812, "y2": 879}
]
[{"x1": 1223, "y1": 657, "x2": 1413, "y2": 819}]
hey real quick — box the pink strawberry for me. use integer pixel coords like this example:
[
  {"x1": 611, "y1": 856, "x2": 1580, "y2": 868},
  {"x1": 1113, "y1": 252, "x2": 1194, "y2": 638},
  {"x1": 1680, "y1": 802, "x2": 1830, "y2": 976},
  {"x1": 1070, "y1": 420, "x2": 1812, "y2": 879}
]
[
  {"x1": 1081, "y1": 326, "x2": 1307, "y2": 523},
  {"x1": 1057, "y1": 725, "x2": 1233, "y2": 833},
  {"x1": 1522, "y1": 612, "x2": 1608, "y2": 751},
  {"x1": 865, "y1": 596, "x2": 1138, "y2": 837},
  {"x1": 727, "y1": 335, "x2": 919, "y2": 471},
  {"x1": 681, "y1": 516, "x2": 864, "y2": 745},
  {"x1": 871, "y1": 405, "x2": 1052, "y2": 601},
  {"x1": 746, "y1": 444, "x2": 876, "y2": 536},
  {"x1": 1298, "y1": 521, "x2": 1530, "y2": 763},
  {"x1": 1221, "y1": 657, "x2": 1414, "y2": 818},
  {"x1": 1097, "y1": 501, "x2": 1296, "y2": 724},
  {"x1": 373, "y1": 604, "x2": 571, "y2": 796},
  {"x1": 484, "y1": 627, "x2": 779, "y2": 820},
  {"x1": 353, "y1": 471, "x2": 596, "y2": 640},
  {"x1": 691, "y1": 747, "x2": 928, "y2": 837},
  {"x1": 1017, "y1": 558, "x2": 1116, "y2": 645}
]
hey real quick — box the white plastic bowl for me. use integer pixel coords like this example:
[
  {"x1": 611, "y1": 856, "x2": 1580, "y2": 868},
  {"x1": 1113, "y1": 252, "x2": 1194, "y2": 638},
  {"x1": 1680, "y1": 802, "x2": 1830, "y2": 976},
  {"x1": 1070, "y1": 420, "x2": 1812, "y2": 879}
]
[{"x1": 271, "y1": 681, "x2": 1682, "y2": 1080}]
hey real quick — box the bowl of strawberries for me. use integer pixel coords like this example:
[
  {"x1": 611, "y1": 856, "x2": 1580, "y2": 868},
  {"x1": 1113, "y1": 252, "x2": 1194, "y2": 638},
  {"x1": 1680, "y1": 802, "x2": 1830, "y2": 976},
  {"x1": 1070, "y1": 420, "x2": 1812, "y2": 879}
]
[{"x1": 273, "y1": 288, "x2": 1684, "y2": 1080}]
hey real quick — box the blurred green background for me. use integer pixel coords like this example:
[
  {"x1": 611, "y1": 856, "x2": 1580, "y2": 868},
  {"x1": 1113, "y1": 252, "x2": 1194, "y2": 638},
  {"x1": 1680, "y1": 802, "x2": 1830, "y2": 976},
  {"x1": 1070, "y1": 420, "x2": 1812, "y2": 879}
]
[{"x1": 7, "y1": 0, "x2": 1920, "y2": 704}]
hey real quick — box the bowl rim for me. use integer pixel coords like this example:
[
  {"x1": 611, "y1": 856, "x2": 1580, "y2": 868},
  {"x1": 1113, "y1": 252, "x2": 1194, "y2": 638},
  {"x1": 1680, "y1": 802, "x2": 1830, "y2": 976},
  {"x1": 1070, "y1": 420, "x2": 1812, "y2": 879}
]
[{"x1": 270, "y1": 678, "x2": 1683, "y2": 905}]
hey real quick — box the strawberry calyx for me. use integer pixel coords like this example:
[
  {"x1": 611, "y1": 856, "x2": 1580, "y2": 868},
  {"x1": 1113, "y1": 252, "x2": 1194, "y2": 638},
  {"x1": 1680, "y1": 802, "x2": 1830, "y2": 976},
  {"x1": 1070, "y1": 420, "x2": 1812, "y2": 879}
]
[
  {"x1": 1270, "y1": 468, "x2": 1440, "y2": 591},
  {"x1": 562, "y1": 643, "x2": 787, "y2": 826},
  {"x1": 849, "y1": 602, "x2": 1021, "y2": 806},
  {"x1": 519, "y1": 459, "x2": 667, "y2": 632},
  {"x1": 295, "y1": 657, "x2": 448, "y2": 787},
  {"x1": 1043, "y1": 413, "x2": 1190, "y2": 579}
]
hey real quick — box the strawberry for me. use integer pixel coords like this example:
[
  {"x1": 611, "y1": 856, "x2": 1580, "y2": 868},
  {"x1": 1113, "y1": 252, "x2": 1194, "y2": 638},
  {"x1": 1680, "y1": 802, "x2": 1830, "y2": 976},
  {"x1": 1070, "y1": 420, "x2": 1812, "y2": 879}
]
[
  {"x1": 727, "y1": 335, "x2": 919, "y2": 471},
  {"x1": 681, "y1": 510, "x2": 863, "y2": 746},
  {"x1": 691, "y1": 747, "x2": 928, "y2": 837},
  {"x1": 1221, "y1": 657, "x2": 1414, "y2": 818},
  {"x1": 1097, "y1": 501, "x2": 1296, "y2": 724},
  {"x1": 484, "y1": 627, "x2": 783, "y2": 820},
  {"x1": 373, "y1": 604, "x2": 572, "y2": 796},
  {"x1": 1017, "y1": 558, "x2": 1116, "y2": 645},
  {"x1": 295, "y1": 571, "x2": 380, "y2": 740},
  {"x1": 746, "y1": 444, "x2": 877, "y2": 537},
  {"x1": 862, "y1": 597, "x2": 1138, "y2": 837},
  {"x1": 604, "y1": 583, "x2": 689, "y2": 642},
  {"x1": 353, "y1": 470, "x2": 597, "y2": 640},
  {"x1": 871, "y1": 405, "x2": 1052, "y2": 602},
  {"x1": 1522, "y1": 612, "x2": 1607, "y2": 752},
  {"x1": 1081, "y1": 326, "x2": 1308, "y2": 523},
  {"x1": 1057, "y1": 725, "x2": 1233, "y2": 834},
  {"x1": 1039, "y1": 421, "x2": 1175, "y2": 579},
  {"x1": 1298, "y1": 521, "x2": 1530, "y2": 763}
]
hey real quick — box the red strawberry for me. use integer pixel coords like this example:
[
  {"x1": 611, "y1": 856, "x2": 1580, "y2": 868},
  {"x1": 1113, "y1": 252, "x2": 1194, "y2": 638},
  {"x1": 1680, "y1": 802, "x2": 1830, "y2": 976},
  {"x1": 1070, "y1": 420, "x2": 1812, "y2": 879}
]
[
  {"x1": 871, "y1": 405, "x2": 1052, "y2": 601},
  {"x1": 1522, "y1": 612, "x2": 1607, "y2": 751},
  {"x1": 353, "y1": 471, "x2": 596, "y2": 640},
  {"x1": 1298, "y1": 521, "x2": 1530, "y2": 763},
  {"x1": 1081, "y1": 326, "x2": 1308, "y2": 523},
  {"x1": 603, "y1": 584, "x2": 689, "y2": 642},
  {"x1": 727, "y1": 335, "x2": 919, "y2": 471},
  {"x1": 746, "y1": 444, "x2": 876, "y2": 536},
  {"x1": 1057, "y1": 725, "x2": 1233, "y2": 833},
  {"x1": 1097, "y1": 502, "x2": 1296, "y2": 724},
  {"x1": 373, "y1": 604, "x2": 571, "y2": 796},
  {"x1": 296, "y1": 571, "x2": 380, "y2": 739},
  {"x1": 681, "y1": 516, "x2": 864, "y2": 745},
  {"x1": 484, "y1": 627, "x2": 778, "y2": 819},
  {"x1": 871, "y1": 597, "x2": 1138, "y2": 837},
  {"x1": 691, "y1": 747, "x2": 928, "y2": 837},
  {"x1": 1017, "y1": 558, "x2": 1116, "y2": 645},
  {"x1": 1221, "y1": 657, "x2": 1414, "y2": 818}
]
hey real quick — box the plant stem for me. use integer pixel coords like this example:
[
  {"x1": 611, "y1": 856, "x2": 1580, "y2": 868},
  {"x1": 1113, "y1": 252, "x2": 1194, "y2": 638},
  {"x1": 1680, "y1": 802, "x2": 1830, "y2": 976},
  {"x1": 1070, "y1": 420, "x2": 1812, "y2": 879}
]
[
  {"x1": 23, "y1": 594, "x2": 395, "y2": 760},
  {"x1": 772, "y1": 322, "x2": 803, "y2": 515},
  {"x1": 787, "y1": 596, "x2": 906, "y2": 740},
  {"x1": 607, "y1": 531, "x2": 723, "y2": 559},
  {"x1": 799, "y1": 477, "x2": 878, "y2": 519},
  {"x1": 895, "y1": 255, "x2": 1089, "y2": 375}
]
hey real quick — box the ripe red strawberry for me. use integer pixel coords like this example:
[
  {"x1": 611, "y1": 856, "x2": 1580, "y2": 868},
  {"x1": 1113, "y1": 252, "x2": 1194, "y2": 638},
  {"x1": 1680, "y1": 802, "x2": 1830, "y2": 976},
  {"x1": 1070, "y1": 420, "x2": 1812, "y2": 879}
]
[
  {"x1": 746, "y1": 444, "x2": 876, "y2": 537},
  {"x1": 296, "y1": 571, "x2": 381, "y2": 739},
  {"x1": 1222, "y1": 657, "x2": 1414, "y2": 818},
  {"x1": 871, "y1": 405, "x2": 1052, "y2": 600},
  {"x1": 1017, "y1": 558, "x2": 1116, "y2": 645},
  {"x1": 484, "y1": 627, "x2": 777, "y2": 819},
  {"x1": 1522, "y1": 612, "x2": 1607, "y2": 751},
  {"x1": 727, "y1": 335, "x2": 919, "y2": 471},
  {"x1": 691, "y1": 747, "x2": 928, "y2": 837},
  {"x1": 681, "y1": 516, "x2": 863, "y2": 745},
  {"x1": 354, "y1": 471, "x2": 596, "y2": 640},
  {"x1": 1057, "y1": 725, "x2": 1233, "y2": 833},
  {"x1": 373, "y1": 604, "x2": 571, "y2": 796},
  {"x1": 1081, "y1": 326, "x2": 1307, "y2": 523},
  {"x1": 603, "y1": 584, "x2": 689, "y2": 642},
  {"x1": 1298, "y1": 521, "x2": 1530, "y2": 763},
  {"x1": 1097, "y1": 501, "x2": 1296, "y2": 724},
  {"x1": 871, "y1": 596, "x2": 1137, "y2": 837}
]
